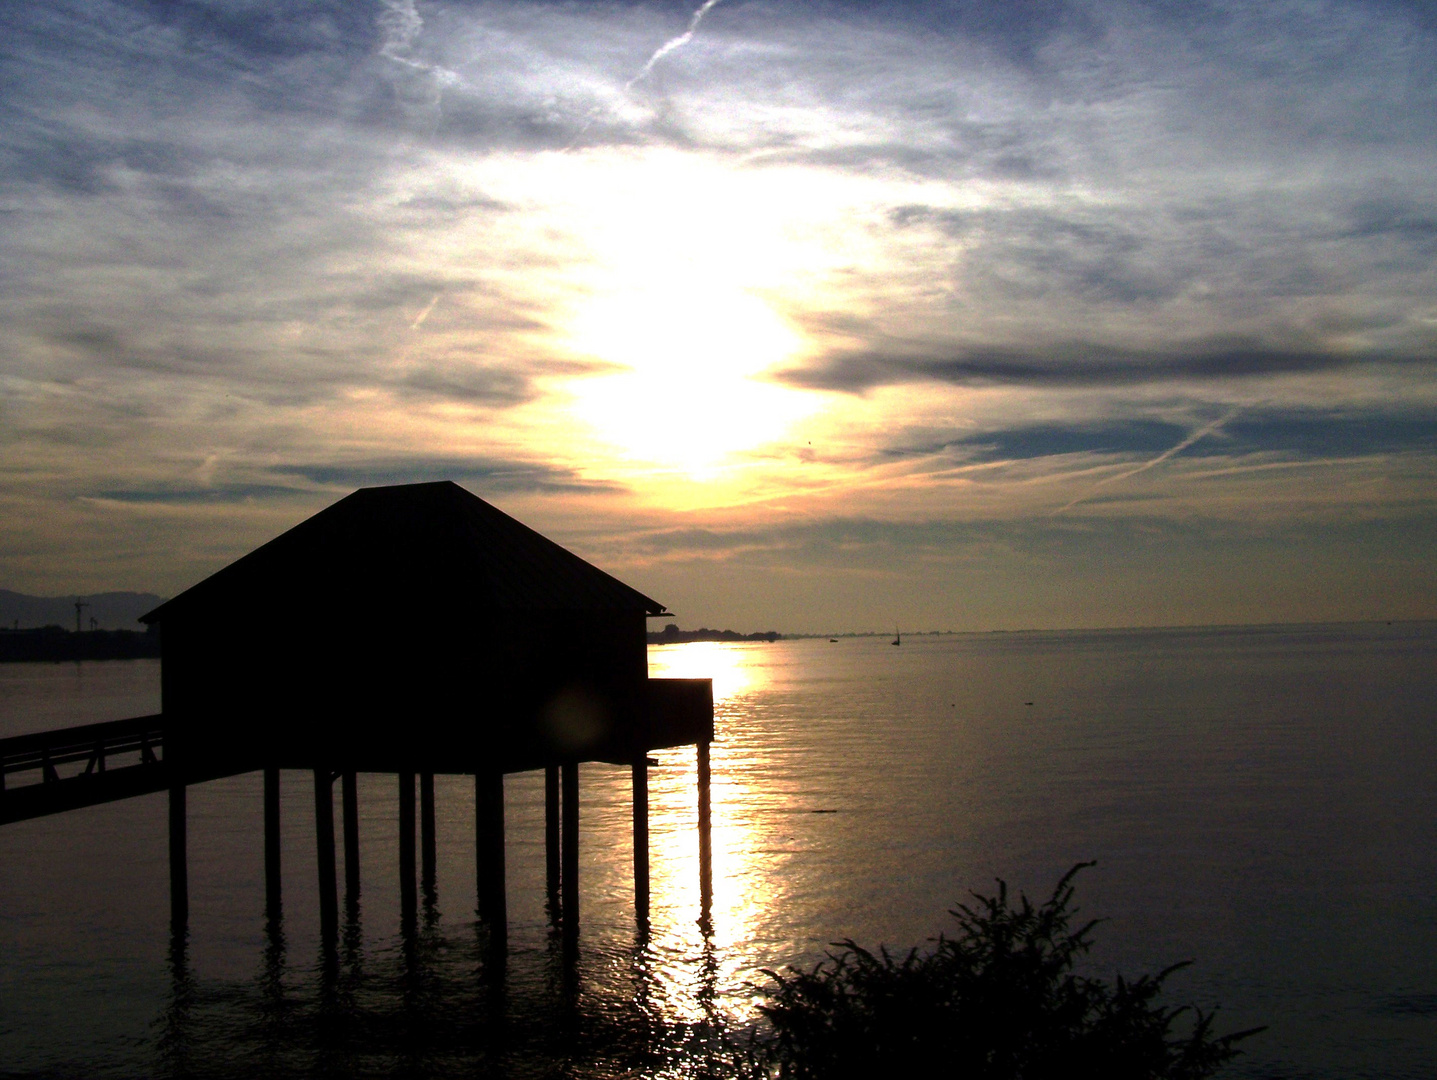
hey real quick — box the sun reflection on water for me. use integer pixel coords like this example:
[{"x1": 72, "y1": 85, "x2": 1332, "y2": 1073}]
[
  {"x1": 643, "y1": 641, "x2": 784, "y2": 1025},
  {"x1": 648, "y1": 640, "x2": 773, "y2": 703}
]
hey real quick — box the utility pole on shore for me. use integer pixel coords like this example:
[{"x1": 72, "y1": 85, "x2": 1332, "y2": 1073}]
[{"x1": 75, "y1": 600, "x2": 89, "y2": 634}]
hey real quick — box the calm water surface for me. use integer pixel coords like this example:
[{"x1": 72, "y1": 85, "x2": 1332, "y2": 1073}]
[{"x1": 1, "y1": 624, "x2": 1434, "y2": 1078}]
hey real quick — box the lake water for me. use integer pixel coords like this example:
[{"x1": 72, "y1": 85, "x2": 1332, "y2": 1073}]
[{"x1": 1, "y1": 624, "x2": 1434, "y2": 1078}]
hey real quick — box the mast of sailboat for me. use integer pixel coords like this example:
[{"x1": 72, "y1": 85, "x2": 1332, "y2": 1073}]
[{"x1": 891, "y1": 626, "x2": 901, "y2": 646}]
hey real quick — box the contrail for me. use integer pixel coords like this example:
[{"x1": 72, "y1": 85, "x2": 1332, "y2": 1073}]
[
  {"x1": 410, "y1": 293, "x2": 442, "y2": 330},
  {"x1": 378, "y1": 0, "x2": 422, "y2": 60},
  {"x1": 377, "y1": 0, "x2": 462, "y2": 116},
  {"x1": 563, "y1": 0, "x2": 728, "y2": 151},
  {"x1": 625, "y1": 0, "x2": 728, "y2": 90},
  {"x1": 1054, "y1": 408, "x2": 1240, "y2": 515}
]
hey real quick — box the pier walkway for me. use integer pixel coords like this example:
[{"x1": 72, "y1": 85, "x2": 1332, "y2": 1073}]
[
  {"x1": 0, "y1": 675, "x2": 713, "y2": 949},
  {"x1": 2, "y1": 714, "x2": 174, "y2": 824}
]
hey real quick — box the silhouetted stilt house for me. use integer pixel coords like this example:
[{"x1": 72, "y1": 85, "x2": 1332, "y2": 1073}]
[{"x1": 0, "y1": 481, "x2": 712, "y2": 946}]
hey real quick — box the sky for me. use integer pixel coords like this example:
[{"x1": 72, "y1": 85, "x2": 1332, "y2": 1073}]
[{"x1": 2, "y1": 0, "x2": 1435, "y2": 633}]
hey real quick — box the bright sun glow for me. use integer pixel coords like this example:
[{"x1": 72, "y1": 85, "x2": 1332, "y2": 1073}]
[
  {"x1": 547, "y1": 150, "x2": 828, "y2": 476},
  {"x1": 429, "y1": 145, "x2": 970, "y2": 487},
  {"x1": 566, "y1": 282, "x2": 813, "y2": 474},
  {"x1": 444, "y1": 147, "x2": 869, "y2": 477}
]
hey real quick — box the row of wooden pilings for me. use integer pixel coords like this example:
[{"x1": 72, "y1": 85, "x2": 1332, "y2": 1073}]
[{"x1": 166, "y1": 744, "x2": 713, "y2": 945}]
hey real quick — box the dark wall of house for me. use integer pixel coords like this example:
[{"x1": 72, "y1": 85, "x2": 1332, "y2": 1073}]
[{"x1": 158, "y1": 605, "x2": 651, "y2": 775}]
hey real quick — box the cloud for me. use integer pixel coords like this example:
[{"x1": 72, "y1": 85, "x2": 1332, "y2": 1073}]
[
  {"x1": 777, "y1": 339, "x2": 1427, "y2": 393},
  {"x1": 1218, "y1": 410, "x2": 1437, "y2": 458},
  {"x1": 627, "y1": 502, "x2": 1437, "y2": 573},
  {"x1": 86, "y1": 483, "x2": 304, "y2": 506},
  {"x1": 394, "y1": 362, "x2": 533, "y2": 405},
  {"x1": 2, "y1": 0, "x2": 1436, "y2": 626},
  {"x1": 887, "y1": 420, "x2": 1193, "y2": 462},
  {"x1": 82, "y1": 452, "x2": 625, "y2": 507},
  {"x1": 882, "y1": 410, "x2": 1437, "y2": 467},
  {"x1": 270, "y1": 457, "x2": 625, "y2": 494}
]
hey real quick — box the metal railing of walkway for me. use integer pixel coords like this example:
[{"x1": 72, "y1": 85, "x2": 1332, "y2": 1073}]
[{"x1": 0, "y1": 714, "x2": 167, "y2": 824}]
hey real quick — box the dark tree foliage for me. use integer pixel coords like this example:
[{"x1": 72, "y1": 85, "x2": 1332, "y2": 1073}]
[{"x1": 746, "y1": 864, "x2": 1262, "y2": 1080}]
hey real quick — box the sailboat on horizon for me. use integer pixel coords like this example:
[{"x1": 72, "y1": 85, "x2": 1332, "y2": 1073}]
[{"x1": 891, "y1": 627, "x2": 901, "y2": 646}]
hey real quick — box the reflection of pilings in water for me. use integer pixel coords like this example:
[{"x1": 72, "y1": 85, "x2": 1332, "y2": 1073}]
[
  {"x1": 259, "y1": 913, "x2": 288, "y2": 1068},
  {"x1": 420, "y1": 771, "x2": 437, "y2": 905},
  {"x1": 315, "y1": 924, "x2": 345, "y2": 1067},
  {"x1": 628, "y1": 920, "x2": 656, "y2": 1048},
  {"x1": 342, "y1": 893, "x2": 363, "y2": 968},
  {"x1": 478, "y1": 926, "x2": 510, "y2": 1063},
  {"x1": 542, "y1": 890, "x2": 577, "y2": 997},
  {"x1": 264, "y1": 766, "x2": 282, "y2": 919},
  {"x1": 399, "y1": 771, "x2": 417, "y2": 926},
  {"x1": 142, "y1": 745, "x2": 713, "y2": 1067},
  {"x1": 169, "y1": 778, "x2": 187, "y2": 930},
  {"x1": 341, "y1": 770, "x2": 360, "y2": 904},
  {"x1": 263, "y1": 913, "x2": 285, "y2": 988},
  {"x1": 398, "y1": 889, "x2": 437, "y2": 1071},
  {"x1": 478, "y1": 916, "x2": 509, "y2": 986},
  {"x1": 688, "y1": 931, "x2": 727, "y2": 1072},
  {"x1": 159, "y1": 925, "x2": 193, "y2": 1074},
  {"x1": 544, "y1": 765, "x2": 560, "y2": 924},
  {"x1": 151, "y1": 907, "x2": 738, "y2": 1076},
  {"x1": 697, "y1": 928, "x2": 719, "y2": 1013},
  {"x1": 314, "y1": 769, "x2": 338, "y2": 944},
  {"x1": 697, "y1": 740, "x2": 712, "y2": 934}
]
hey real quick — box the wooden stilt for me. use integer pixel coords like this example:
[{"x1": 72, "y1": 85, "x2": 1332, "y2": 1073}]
[
  {"x1": 632, "y1": 760, "x2": 650, "y2": 921},
  {"x1": 697, "y1": 740, "x2": 712, "y2": 916},
  {"x1": 264, "y1": 766, "x2": 281, "y2": 918},
  {"x1": 561, "y1": 762, "x2": 579, "y2": 938},
  {"x1": 420, "y1": 771, "x2": 436, "y2": 892},
  {"x1": 341, "y1": 770, "x2": 359, "y2": 901},
  {"x1": 475, "y1": 771, "x2": 507, "y2": 934},
  {"x1": 314, "y1": 769, "x2": 338, "y2": 940},
  {"x1": 398, "y1": 771, "x2": 416, "y2": 921},
  {"x1": 544, "y1": 764, "x2": 560, "y2": 912},
  {"x1": 169, "y1": 780, "x2": 188, "y2": 928}
]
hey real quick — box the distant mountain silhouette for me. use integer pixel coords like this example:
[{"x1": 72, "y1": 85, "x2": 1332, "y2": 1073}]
[{"x1": 0, "y1": 590, "x2": 166, "y2": 631}]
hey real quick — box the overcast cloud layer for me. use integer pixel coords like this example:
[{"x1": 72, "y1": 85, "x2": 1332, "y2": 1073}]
[{"x1": 2, "y1": 0, "x2": 1434, "y2": 630}]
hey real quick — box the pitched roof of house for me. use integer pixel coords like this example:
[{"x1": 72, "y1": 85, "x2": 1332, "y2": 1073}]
[{"x1": 142, "y1": 481, "x2": 667, "y2": 622}]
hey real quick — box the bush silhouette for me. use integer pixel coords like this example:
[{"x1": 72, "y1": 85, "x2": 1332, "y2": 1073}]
[{"x1": 748, "y1": 863, "x2": 1261, "y2": 1079}]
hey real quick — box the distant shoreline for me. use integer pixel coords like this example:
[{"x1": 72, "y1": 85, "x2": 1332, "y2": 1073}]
[
  {"x1": 0, "y1": 627, "x2": 160, "y2": 663},
  {"x1": 655, "y1": 620, "x2": 1433, "y2": 644},
  {"x1": 2, "y1": 617, "x2": 1427, "y2": 663},
  {"x1": 647, "y1": 625, "x2": 781, "y2": 644}
]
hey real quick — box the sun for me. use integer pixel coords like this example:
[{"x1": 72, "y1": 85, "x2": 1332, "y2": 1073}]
[
  {"x1": 443, "y1": 145, "x2": 897, "y2": 481},
  {"x1": 472, "y1": 146, "x2": 831, "y2": 478},
  {"x1": 564, "y1": 280, "x2": 813, "y2": 474}
]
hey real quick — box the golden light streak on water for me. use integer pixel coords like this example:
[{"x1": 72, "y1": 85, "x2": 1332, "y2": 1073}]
[
  {"x1": 647, "y1": 640, "x2": 772, "y2": 702},
  {"x1": 642, "y1": 642, "x2": 785, "y2": 1023}
]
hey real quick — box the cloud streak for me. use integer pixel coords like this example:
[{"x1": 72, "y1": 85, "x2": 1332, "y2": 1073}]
[
  {"x1": 1054, "y1": 409, "x2": 1241, "y2": 515},
  {"x1": 777, "y1": 341, "x2": 1429, "y2": 392},
  {"x1": 625, "y1": 0, "x2": 729, "y2": 90},
  {"x1": 410, "y1": 293, "x2": 442, "y2": 330}
]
